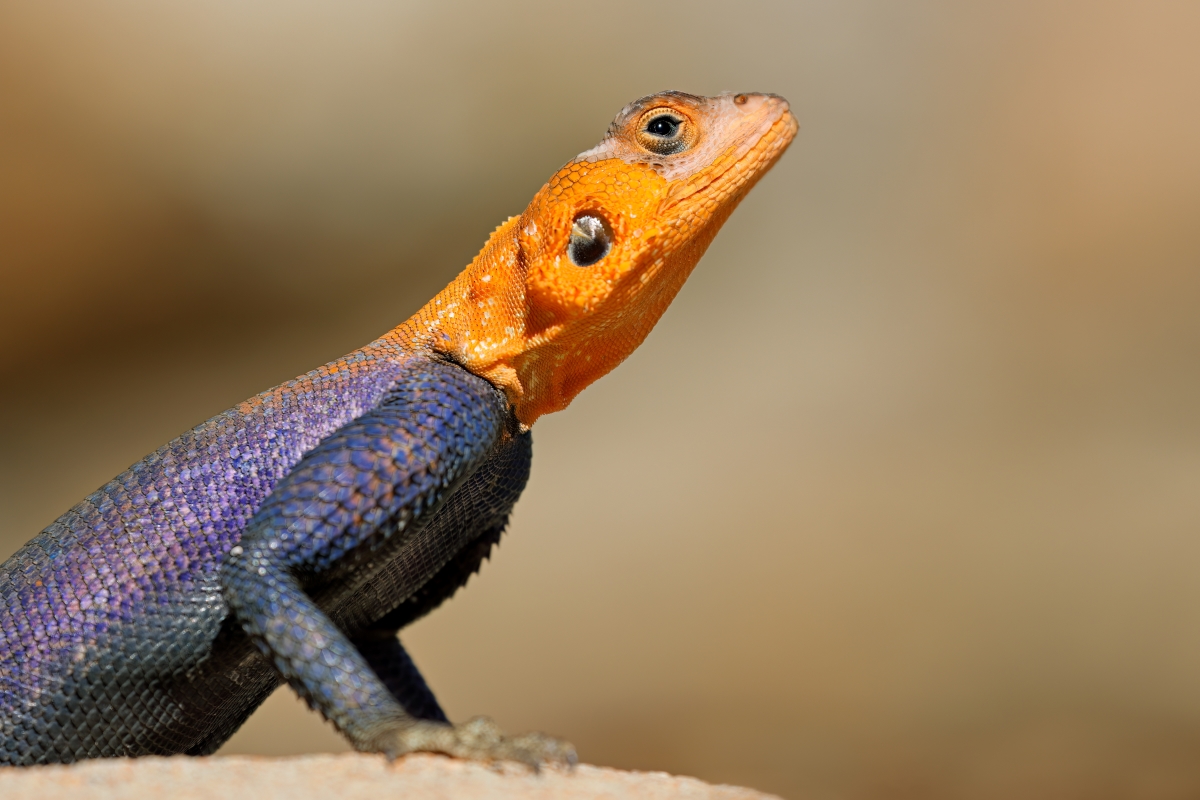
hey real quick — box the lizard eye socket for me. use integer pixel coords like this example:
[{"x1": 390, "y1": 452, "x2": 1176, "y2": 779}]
[
  {"x1": 635, "y1": 108, "x2": 693, "y2": 155},
  {"x1": 568, "y1": 213, "x2": 612, "y2": 267}
]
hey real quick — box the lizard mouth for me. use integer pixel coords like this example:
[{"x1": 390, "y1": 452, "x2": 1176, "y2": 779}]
[{"x1": 661, "y1": 98, "x2": 798, "y2": 213}]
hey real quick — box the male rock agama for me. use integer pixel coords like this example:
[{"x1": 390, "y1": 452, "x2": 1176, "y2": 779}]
[{"x1": 0, "y1": 91, "x2": 797, "y2": 766}]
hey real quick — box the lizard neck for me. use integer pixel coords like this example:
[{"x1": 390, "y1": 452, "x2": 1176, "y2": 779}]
[
  {"x1": 388, "y1": 160, "x2": 690, "y2": 429},
  {"x1": 390, "y1": 214, "x2": 531, "y2": 417}
]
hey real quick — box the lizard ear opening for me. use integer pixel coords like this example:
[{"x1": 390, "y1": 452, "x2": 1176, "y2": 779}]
[{"x1": 568, "y1": 213, "x2": 613, "y2": 267}]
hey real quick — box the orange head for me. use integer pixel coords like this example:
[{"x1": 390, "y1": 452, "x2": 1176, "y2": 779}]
[{"x1": 397, "y1": 91, "x2": 798, "y2": 427}]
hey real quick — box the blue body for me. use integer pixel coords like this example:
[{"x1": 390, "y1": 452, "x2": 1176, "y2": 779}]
[{"x1": 0, "y1": 341, "x2": 531, "y2": 763}]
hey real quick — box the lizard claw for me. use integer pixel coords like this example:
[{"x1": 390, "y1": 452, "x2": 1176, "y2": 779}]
[{"x1": 367, "y1": 716, "x2": 577, "y2": 771}]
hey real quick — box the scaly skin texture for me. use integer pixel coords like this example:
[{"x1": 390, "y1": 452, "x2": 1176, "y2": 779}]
[{"x1": 0, "y1": 91, "x2": 796, "y2": 766}]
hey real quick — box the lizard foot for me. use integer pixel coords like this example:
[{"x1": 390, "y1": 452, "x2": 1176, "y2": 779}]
[{"x1": 365, "y1": 716, "x2": 577, "y2": 770}]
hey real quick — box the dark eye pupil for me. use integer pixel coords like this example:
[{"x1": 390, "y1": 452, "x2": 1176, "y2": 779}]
[{"x1": 646, "y1": 116, "x2": 679, "y2": 137}]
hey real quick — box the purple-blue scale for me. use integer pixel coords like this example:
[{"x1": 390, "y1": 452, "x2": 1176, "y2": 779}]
[{"x1": 1, "y1": 340, "x2": 534, "y2": 763}]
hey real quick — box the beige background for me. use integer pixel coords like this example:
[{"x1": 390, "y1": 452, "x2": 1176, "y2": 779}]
[{"x1": 2, "y1": 3, "x2": 1200, "y2": 797}]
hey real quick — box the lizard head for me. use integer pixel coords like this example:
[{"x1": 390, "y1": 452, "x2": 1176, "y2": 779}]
[{"x1": 408, "y1": 91, "x2": 798, "y2": 427}]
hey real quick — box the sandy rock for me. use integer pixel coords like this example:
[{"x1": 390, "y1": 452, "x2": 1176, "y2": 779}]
[{"x1": 0, "y1": 753, "x2": 782, "y2": 800}]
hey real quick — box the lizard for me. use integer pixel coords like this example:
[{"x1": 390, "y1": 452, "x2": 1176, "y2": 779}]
[{"x1": 0, "y1": 90, "x2": 797, "y2": 767}]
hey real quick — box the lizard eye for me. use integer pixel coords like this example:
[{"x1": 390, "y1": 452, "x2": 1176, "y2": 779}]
[
  {"x1": 568, "y1": 213, "x2": 612, "y2": 267},
  {"x1": 635, "y1": 108, "x2": 692, "y2": 156},
  {"x1": 646, "y1": 115, "x2": 679, "y2": 137}
]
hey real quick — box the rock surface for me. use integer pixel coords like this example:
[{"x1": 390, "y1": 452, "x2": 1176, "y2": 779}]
[{"x1": 0, "y1": 753, "x2": 782, "y2": 800}]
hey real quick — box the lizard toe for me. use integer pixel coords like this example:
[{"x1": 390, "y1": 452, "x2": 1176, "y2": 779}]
[{"x1": 366, "y1": 716, "x2": 576, "y2": 770}]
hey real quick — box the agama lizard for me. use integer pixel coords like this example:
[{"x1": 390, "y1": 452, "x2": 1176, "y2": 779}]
[{"x1": 0, "y1": 91, "x2": 797, "y2": 767}]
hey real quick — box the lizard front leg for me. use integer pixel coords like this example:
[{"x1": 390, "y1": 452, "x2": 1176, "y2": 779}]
[
  {"x1": 219, "y1": 357, "x2": 573, "y2": 767},
  {"x1": 351, "y1": 628, "x2": 447, "y2": 723}
]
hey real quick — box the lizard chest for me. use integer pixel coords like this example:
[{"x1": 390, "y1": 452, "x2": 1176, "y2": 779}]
[{"x1": 316, "y1": 423, "x2": 533, "y2": 635}]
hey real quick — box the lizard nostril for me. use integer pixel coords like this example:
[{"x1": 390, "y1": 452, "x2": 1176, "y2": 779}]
[
  {"x1": 568, "y1": 213, "x2": 613, "y2": 267},
  {"x1": 734, "y1": 94, "x2": 748, "y2": 105}
]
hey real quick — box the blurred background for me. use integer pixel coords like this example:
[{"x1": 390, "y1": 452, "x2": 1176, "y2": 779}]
[{"x1": 2, "y1": 2, "x2": 1199, "y2": 797}]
